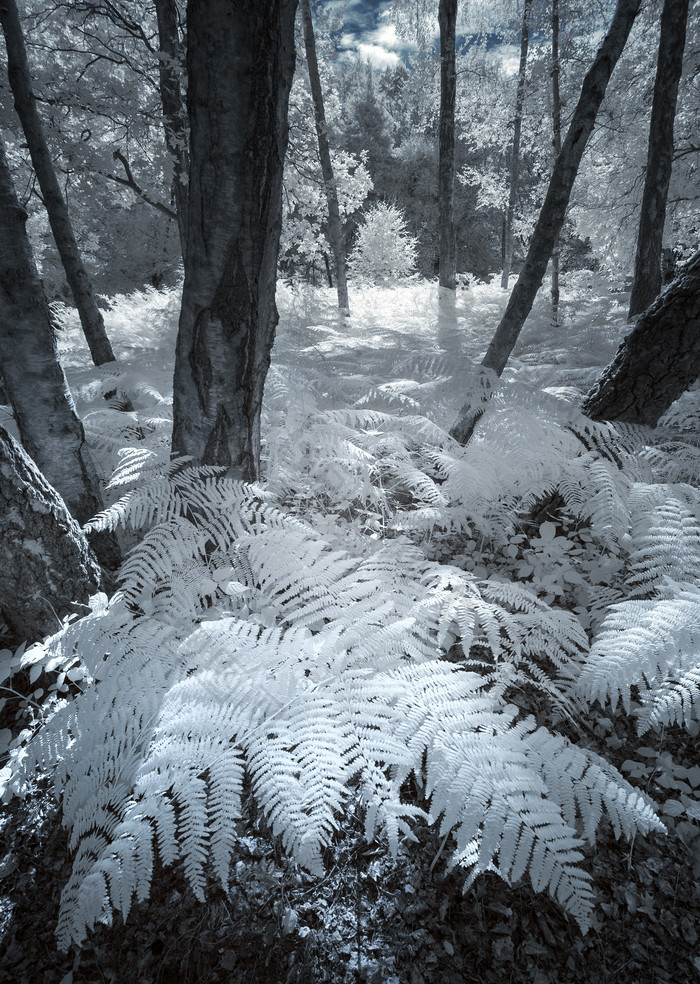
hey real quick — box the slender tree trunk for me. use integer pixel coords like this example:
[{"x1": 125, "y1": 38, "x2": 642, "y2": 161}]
[
  {"x1": 628, "y1": 0, "x2": 689, "y2": 319},
  {"x1": 501, "y1": 0, "x2": 533, "y2": 290},
  {"x1": 0, "y1": 131, "x2": 106, "y2": 527},
  {"x1": 300, "y1": 0, "x2": 349, "y2": 314},
  {"x1": 154, "y1": 0, "x2": 189, "y2": 259},
  {"x1": 0, "y1": 0, "x2": 115, "y2": 366},
  {"x1": 171, "y1": 0, "x2": 298, "y2": 481},
  {"x1": 0, "y1": 426, "x2": 101, "y2": 642},
  {"x1": 438, "y1": 0, "x2": 457, "y2": 290},
  {"x1": 451, "y1": 0, "x2": 643, "y2": 445},
  {"x1": 550, "y1": 0, "x2": 562, "y2": 326},
  {"x1": 583, "y1": 250, "x2": 700, "y2": 426}
]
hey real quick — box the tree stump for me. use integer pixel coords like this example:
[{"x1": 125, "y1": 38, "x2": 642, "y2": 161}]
[{"x1": 0, "y1": 425, "x2": 101, "y2": 641}]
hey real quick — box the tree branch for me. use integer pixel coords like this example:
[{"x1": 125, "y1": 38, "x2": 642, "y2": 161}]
[{"x1": 103, "y1": 149, "x2": 177, "y2": 219}]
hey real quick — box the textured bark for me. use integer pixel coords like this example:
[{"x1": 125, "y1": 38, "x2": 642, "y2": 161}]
[
  {"x1": 501, "y1": 0, "x2": 533, "y2": 291},
  {"x1": 0, "y1": 0, "x2": 115, "y2": 366},
  {"x1": 438, "y1": 0, "x2": 457, "y2": 291},
  {"x1": 0, "y1": 426, "x2": 101, "y2": 641},
  {"x1": 450, "y1": 0, "x2": 642, "y2": 446},
  {"x1": 582, "y1": 250, "x2": 700, "y2": 426},
  {"x1": 628, "y1": 0, "x2": 689, "y2": 319},
  {"x1": 154, "y1": 0, "x2": 189, "y2": 257},
  {"x1": 171, "y1": 0, "x2": 298, "y2": 481},
  {"x1": 550, "y1": 0, "x2": 562, "y2": 326},
  {"x1": 0, "y1": 131, "x2": 103, "y2": 527},
  {"x1": 300, "y1": 0, "x2": 348, "y2": 314}
]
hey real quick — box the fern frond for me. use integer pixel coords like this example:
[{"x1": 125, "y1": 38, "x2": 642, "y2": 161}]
[{"x1": 577, "y1": 583, "x2": 700, "y2": 714}]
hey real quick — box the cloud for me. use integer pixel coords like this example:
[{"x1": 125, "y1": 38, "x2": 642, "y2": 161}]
[{"x1": 356, "y1": 42, "x2": 401, "y2": 68}]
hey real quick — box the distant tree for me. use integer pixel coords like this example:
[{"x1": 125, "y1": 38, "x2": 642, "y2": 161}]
[
  {"x1": 154, "y1": 0, "x2": 189, "y2": 257},
  {"x1": 628, "y1": 0, "x2": 689, "y2": 318},
  {"x1": 300, "y1": 0, "x2": 349, "y2": 313},
  {"x1": 550, "y1": 0, "x2": 562, "y2": 326},
  {"x1": 0, "y1": 0, "x2": 115, "y2": 365},
  {"x1": 438, "y1": 0, "x2": 457, "y2": 290},
  {"x1": 451, "y1": 0, "x2": 643, "y2": 445},
  {"x1": 583, "y1": 250, "x2": 700, "y2": 426},
  {"x1": 171, "y1": 0, "x2": 298, "y2": 480},
  {"x1": 501, "y1": 0, "x2": 533, "y2": 290}
]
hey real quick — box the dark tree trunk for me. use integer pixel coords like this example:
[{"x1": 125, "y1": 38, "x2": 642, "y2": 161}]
[
  {"x1": 171, "y1": 0, "x2": 298, "y2": 481},
  {"x1": 550, "y1": 0, "x2": 562, "y2": 326},
  {"x1": 0, "y1": 130, "x2": 106, "y2": 528},
  {"x1": 0, "y1": 0, "x2": 115, "y2": 366},
  {"x1": 154, "y1": 0, "x2": 189, "y2": 258},
  {"x1": 628, "y1": 0, "x2": 689, "y2": 319},
  {"x1": 0, "y1": 426, "x2": 101, "y2": 641},
  {"x1": 300, "y1": 0, "x2": 349, "y2": 314},
  {"x1": 438, "y1": 0, "x2": 457, "y2": 291},
  {"x1": 501, "y1": 0, "x2": 533, "y2": 290},
  {"x1": 450, "y1": 0, "x2": 642, "y2": 445},
  {"x1": 582, "y1": 250, "x2": 700, "y2": 426}
]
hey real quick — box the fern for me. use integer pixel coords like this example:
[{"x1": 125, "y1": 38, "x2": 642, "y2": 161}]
[
  {"x1": 577, "y1": 582, "x2": 700, "y2": 724},
  {"x1": 8, "y1": 470, "x2": 666, "y2": 949}
]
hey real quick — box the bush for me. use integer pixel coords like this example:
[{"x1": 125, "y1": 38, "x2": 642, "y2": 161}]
[{"x1": 348, "y1": 203, "x2": 418, "y2": 283}]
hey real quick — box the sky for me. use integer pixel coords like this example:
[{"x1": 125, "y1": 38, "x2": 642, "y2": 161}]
[
  {"x1": 322, "y1": 0, "x2": 427, "y2": 69},
  {"x1": 320, "y1": 1, "x2": 518, "y2": 73}
]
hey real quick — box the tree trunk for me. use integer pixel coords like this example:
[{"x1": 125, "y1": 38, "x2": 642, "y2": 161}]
[
  {"x1": 300, "y1": 0, "x2": 349, "y2": 314},
  {"x1": 501, "y1": 0, "x2": 533, "y2": 290},
  {"x1": 0, "y1": 131, "x2": 104, "y2": 527},
  {"x1": 582, "y1": 250, "x2": 700, "y2": 426},
  {"x1": 171, "y1": 0, "x2": 298, "y2": 482},
  {"x1": 0, "y1": 0, "x2": 115, "y2": 367},
  {"x1": 154, "y1": 0, "x2": 189, "y2": 259},
  {"x1": 450, "y1": 0, "x2": 642, "y2": 445},
  {"x1": 550, "y1": 0, "x2": 562, "y2": 327},
  {"x1": 0, "y1": 426, "x2": 101, "y2": 642},
  {"x1": 627, "y1": 0, "x2": 689, "y2": 319},
  {"x1": 438, "y1": 0, "x2": 457, "y2": 291}
]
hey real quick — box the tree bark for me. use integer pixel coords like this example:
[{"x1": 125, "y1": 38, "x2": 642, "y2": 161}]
[
  {"x1": 627, "y1": 0, "x2": 689, "y2": 319},
  {"x1": 550, "y1": 0, "x2": 562, "y2": 326},
  {"x1": 582, "y1": 250, "x2": 700, "y2": 426},
  {"x1": 171, "y1": 0, "x2": 298, "y2": 482},
  {"x1": 0, "y1": 0, "x2": 115, "y2": 367},
  {"x1": 501, "y1": 0, "x2": 533, "y2": 291},
  {"x1": 300, "y1": 0, "x2": 349, "y2": 314},
  {"x1": 0, "y1": 426, "x2": 101, "y2": 642},
  {"x1": 438, "y1": 0, "x2": 457, "y2": 291},
  {"x1": 154, "y1": 0, "x2": 189, "y2": 258},
  {"x1": 0, "y1": 130, "x2": 104, "y2": 527},
  {"x1": 450, "y1": 0, "x2": 642, "y2": 445}
]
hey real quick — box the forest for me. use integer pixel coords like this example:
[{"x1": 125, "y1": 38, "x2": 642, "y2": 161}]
[{"x1": 0, "y1": 0, "x2": 699, "y2": 982}]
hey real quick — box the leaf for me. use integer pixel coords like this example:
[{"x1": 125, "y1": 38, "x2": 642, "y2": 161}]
[
  {"x1": 662, "y1": 799, "x2": 684, "y2": 817},
  {"x1": 539, "y1": 522, "x2": 557, "y2": 542}
]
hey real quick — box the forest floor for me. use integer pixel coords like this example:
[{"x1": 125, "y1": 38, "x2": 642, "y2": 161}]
[{"x1": 1, "y1": 274, "x2": 700, "y2": 984}]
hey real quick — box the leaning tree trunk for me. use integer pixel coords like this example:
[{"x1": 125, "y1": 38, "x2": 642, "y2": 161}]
[
  {"x1": 0, "y1": 0, "x2": 115, "y2": 366},
  {"x1": 0, "y1": 131, "x2": 104, "y2": 527},
  {"x1": 171, "y1": 0, "x2": 298, "y2": 481},
  {"x1": 550, "y1": 0, "x2": 562, "y2": 326},
  {"x1": 501, "y1": 0, "x2": 533, "y2": 290},
  {"x1": 300, "y1": 0, "x2": 349, "y2": 314},
  {"x1": 154, "y1": 0, "x2": 189, "y2": 258},
  {"x1": 438, "y1": 0, "x2": 457, "y2": 291},
  {"x1": 627, "y1": 0, "x2": 689, "y2": 319},
  {"x1": 0, "y1": 426, "x2": 101, "y2": 641},
  {"x1": 582, "y1": 250, "x2": 700, "y2": 426},
  {"x1": 450, "y1": 0, "x2": 643, "y2": 445}
]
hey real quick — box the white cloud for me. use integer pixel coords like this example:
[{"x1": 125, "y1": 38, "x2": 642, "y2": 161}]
[{"x1": 356, "y1": 42, "x2": 401, "y2": 68}]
